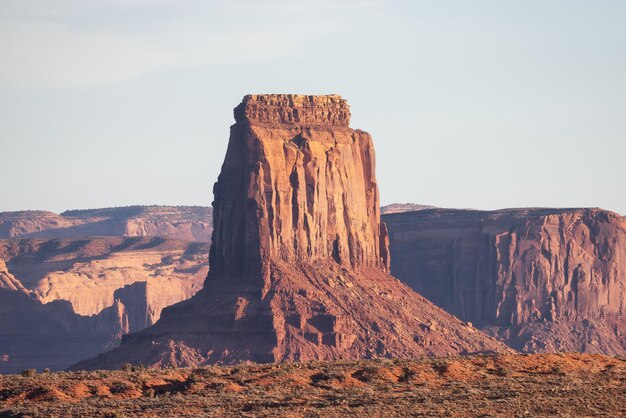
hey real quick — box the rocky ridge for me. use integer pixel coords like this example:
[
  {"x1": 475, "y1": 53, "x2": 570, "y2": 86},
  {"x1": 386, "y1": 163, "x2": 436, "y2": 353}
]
[
  {"x1": 380, "y1": 203, "x2": 436, "y2": 214},
  {"x1": 0, "y1": 206, "x2": 212, "y2": 242}
]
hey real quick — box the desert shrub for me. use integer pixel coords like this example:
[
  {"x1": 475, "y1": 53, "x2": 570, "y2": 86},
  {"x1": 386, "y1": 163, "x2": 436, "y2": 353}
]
[
  {"x1": 432, "y1": 361, "x2": 449, "y2": 375},
  {"x1": 109, "y1": 381, "x2": 132, "y2": 394},
  {"x1": 184, "y1": 373, "x2": 199, "y2": 389},
  {"x1": 493, "y1": 365, "x2": 509, "y2": 377},
  {"x1": 352, "y1": 366, "x2": 380, "y2": 383},
  {"x1": 550, "y1": 366, "x2": 566, "y2": 376},
  {"x1": 132, "y1": 364, "x2": 146, "y2": 372},
  {"x1": 192, "y1": 367, "x2": 219, "y2": 378},
  {"x1": 42, "y1": 368, "x2": 51, "y2": 374},
  {"x1": 121, "y1": 363, "x2": 133, "y2": 372},
  {"x1": 21, "y1": 369, "x2": 37, "y2": 377},
  {"x1": 398, "y1": 367, "x2": 417, "y2": 382},
  {"x1": 310, "y1": 370, "x2": 344, "y2": 386}
]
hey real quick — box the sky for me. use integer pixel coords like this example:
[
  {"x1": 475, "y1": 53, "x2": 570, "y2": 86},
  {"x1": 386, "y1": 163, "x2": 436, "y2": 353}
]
[{"x1": 0, "y1": 0, "x2": 624, "y2": 214}]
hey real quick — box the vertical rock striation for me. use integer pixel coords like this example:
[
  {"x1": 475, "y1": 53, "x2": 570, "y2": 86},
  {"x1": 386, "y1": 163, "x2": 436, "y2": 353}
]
[
  {"x1": 384, "y1": 208, "x2": 626, "y2": 354},
  {"x1": 72, "y1": 94, "x2": 506, "y2": 370},
  {"x1": 210, "y1": 94, "x2": 388, "y2": 281}
]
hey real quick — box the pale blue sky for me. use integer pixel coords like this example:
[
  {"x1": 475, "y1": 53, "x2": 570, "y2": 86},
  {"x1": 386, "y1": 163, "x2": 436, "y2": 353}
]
[{"x1": 1, "y1": 0, "x2": 624, "y2": 214}]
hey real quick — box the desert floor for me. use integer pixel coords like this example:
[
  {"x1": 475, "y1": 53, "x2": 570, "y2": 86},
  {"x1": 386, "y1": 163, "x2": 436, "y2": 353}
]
[{"x1": 1, "y1": 353, "x2": 624, "y2": 417}]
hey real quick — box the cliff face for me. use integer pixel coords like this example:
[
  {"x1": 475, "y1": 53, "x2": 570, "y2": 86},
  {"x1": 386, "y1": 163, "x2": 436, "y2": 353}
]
[
  {"x1": 0, "y1": 237, "x2": 208, "y2": 373},
  {"x1": 73, "y1": 94, "x2": 506, "y2": 370},
  {"x1": 211, "y1": 94, "x2": 388, "y2": 279},
  {"x1": 384, "y1": 208, "x2": 626, "y2": 354},
  {"x1": 0, "y1": 206, "x2": 213, "y2": 242},
  {"x1": 0, "y1": 237, "x2": 207, "y2": 318},
  {"x1": 0, "y1": 206, "x2": 213, "y2": 371}
]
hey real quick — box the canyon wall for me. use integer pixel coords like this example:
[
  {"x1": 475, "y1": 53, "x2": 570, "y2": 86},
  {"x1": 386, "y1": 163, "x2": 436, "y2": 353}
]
[
  {"x1": 0, "y1": 237, "x2": 208, "y2": 373},
  {"x1": 73, "y1": 94, "x2": 506, "y2": 371},
  {"x1": 384, "y1": 208, "x2": 626, "y2": 354}
]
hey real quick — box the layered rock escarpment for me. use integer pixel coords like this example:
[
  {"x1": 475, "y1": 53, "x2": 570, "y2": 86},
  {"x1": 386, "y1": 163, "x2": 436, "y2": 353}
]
[
  {"x1": 383, "y1": 208, "x2": 626, "y2": 354},
  {"x1": 73, "y1": 94, "x2": 506, "y2": 370},
  {"x1": 0, "y1": 206, "x2": 213, "y2": 242},
  {"x1": 0, "y1": 237, "x2": 208, "y2": 373}
]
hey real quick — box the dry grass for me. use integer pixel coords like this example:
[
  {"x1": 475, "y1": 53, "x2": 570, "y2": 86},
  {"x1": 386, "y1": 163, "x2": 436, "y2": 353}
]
[{"x1": 0, "y1": 353, "x2": 624, "y2": 417}]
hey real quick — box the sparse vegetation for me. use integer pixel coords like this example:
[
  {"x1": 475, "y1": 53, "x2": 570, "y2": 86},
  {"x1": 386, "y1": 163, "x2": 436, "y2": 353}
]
[
  {"x1": 550, "y1": 365, "x2": 566, "y2": 376},
  {"x1": 20, "y1": 369, "x2": 37, "y2": 377},
  {"x1": 0, "y1": 354, "x2": 624, "y2": 417},
  {"x1": 109, "y1": 381, "x2": 132, "y2": 394},
  {"x1": 432, "y1": 360, "x2": 449, "y2": 375}
]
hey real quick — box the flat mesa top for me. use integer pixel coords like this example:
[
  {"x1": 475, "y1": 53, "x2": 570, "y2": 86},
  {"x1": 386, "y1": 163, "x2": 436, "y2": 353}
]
[{"x1": 234, "y1": 94, "x2": 351, "y2": 126}]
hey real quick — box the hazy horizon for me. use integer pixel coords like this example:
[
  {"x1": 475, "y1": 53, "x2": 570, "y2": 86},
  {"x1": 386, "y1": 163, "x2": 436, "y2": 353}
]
[{"x1": 1, "y1": 1, "x2": 625, "y2": 214}]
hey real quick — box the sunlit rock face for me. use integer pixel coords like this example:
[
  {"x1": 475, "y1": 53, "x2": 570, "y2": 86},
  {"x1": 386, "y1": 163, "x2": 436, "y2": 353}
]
[
  {"x1": 211, "y1": 94, "x2": 389, "y2": 280},
  {"x1": 72, "y1": 94, "x2": 506, "y2": 371},
  {"x1": 384, "y1": 207, "x2": 626, "y2": 355}
]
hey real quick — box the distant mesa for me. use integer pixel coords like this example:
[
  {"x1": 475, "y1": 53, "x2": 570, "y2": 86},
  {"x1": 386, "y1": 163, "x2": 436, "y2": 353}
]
[
  {"x1": 72, "y1": 94, "x2": 506, "y2": 370},
  {"x1": 384, "y1": 207, "x2": 626, "y2": 355},
  {"x1": 0, "y1": 205, "x2": 213, "y2": 372},
  {"x1": 380, "y1": 203, "x2": 437, "y2": 214},
  {"x1": 0, "y1": 206, "x2": 213, "y2": 242}
]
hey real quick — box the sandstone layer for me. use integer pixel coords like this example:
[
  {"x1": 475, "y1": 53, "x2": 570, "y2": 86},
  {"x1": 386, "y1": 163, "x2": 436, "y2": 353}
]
[
  {"x1": 0, "y1": 206, "x2": 213, "y2": 242},
  {"x1": 383, "y1": 208, "x2": 626, "y2": 354},
  {"x1": 380, "y1": 203, "x2": 436, "y2": 214},
  {"x1": 0, "y1": 237, "x2": 208, "y2": 373},
  {"x1": 73, "y1": 94, "x2": 506, "y2": 370}
]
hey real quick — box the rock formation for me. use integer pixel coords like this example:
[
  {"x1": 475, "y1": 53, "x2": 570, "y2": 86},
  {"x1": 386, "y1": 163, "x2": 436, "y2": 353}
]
[
  {"x1": 73, "y1": 94, "x2": 506, "y2": 370},
  {"x1": 0, "y1": 237, "x2": 208, "y2": 373},
  {"x1": 383, "y1": 208, "x2": 626, "y2": 354},
  {"x1": 0, "y1": 259, "x2": 25, "y2": 292},
  {"x1": 380, "y1": 203, "x2": 436, "y2": 214},
  {"x1": 0, "y1": 206, "x2": 213, "y2": 242}
]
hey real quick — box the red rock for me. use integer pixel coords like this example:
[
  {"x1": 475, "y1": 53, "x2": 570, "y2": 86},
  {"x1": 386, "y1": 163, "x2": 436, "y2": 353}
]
[
  {"x1": 384, "y1": 207, "x2": 626, "y2": 355},
  {"x1": 72, "y1": 94, "x2": 506, "y2": 370}
]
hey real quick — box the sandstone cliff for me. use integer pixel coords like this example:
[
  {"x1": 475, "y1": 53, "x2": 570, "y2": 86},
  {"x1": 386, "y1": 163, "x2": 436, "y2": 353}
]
[
  {"x1": 73, "y1": 94, "x2": 506, "y2": 370},
  {"x1": 0, "y1": 237, "x2": 208, "y2": 373},
  {"x1": 0, "y1": 206, "x2": 213, "y2": 242},
  {"x1": 383, "y1": 208, "x2": 626, "y2": 354},
  {"x1": 211, "y1": 94, "x2": 388, "y2": 278}
]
